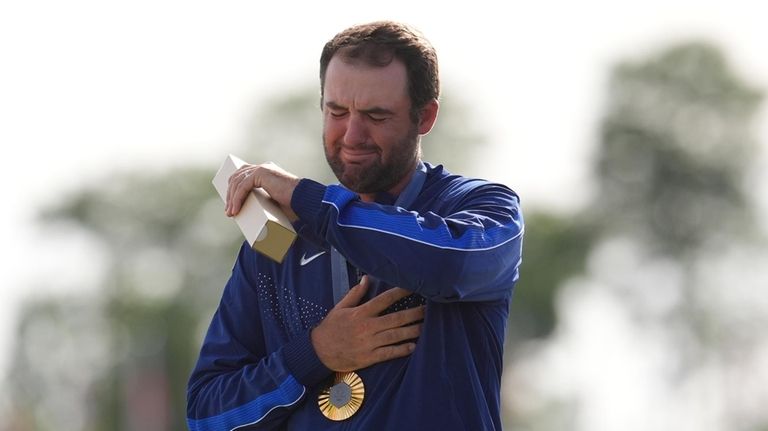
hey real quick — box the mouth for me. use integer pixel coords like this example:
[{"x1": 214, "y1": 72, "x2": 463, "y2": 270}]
[{"x1": 340, "y1": 147, "x2": 379, "y2": 164}]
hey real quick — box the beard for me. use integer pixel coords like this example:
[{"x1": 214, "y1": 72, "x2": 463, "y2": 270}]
[{"x1": 324, "y1": 125, "x2": 420, "y2": 194}]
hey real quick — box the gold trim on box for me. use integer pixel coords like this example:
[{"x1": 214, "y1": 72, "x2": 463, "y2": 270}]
[{"x1": 318, "y1": 371, "x2": 365, "y2": 421}]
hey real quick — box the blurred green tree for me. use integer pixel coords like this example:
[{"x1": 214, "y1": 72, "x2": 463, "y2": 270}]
[
  {"x1": 504, "y1": 41, "x2": 766, "y2": 430},
  {"x1": 595, "y1": 41, "x2": 762, "y2": 254},
  {"x1": 594, "y1": 41, "x2": 763, "y2": 357},
  {"x1": 6, "y1": 168, "x2": 241, "y2": 430},
  {"x1": 506, "y1": 212, "x2": 596, "y2": 345}
]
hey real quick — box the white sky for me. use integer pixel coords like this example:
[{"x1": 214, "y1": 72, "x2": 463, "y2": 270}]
[{"x1": 1, "y1": 0, "x2": 767, "y2": 378}]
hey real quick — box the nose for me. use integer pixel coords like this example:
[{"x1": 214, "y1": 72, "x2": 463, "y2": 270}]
[{"x1": 343, "y1": 114, "x2": 368, "y2": 147}]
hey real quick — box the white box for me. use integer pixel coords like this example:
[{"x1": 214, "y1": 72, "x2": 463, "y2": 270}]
[{"x1": 213, "y1": 154, "x2": 297, "y2": 263}]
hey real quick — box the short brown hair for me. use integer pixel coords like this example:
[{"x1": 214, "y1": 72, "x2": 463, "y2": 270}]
[{"x1": 320, "y1": 21, "x2": 440, "y2": 123}]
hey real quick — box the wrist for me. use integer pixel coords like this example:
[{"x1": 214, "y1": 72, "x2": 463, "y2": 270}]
[{"x1": 283, "y1": 329, "x2": 332, "y2": 386}]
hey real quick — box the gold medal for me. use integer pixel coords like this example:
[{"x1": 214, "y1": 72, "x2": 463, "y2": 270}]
[{"x1": 318, "y1": 371, "x2": 365, "y2": 420}]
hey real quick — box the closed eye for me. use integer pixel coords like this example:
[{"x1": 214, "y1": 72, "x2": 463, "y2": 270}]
[
  {"x1": 330, "y1": 111, "x2": 348, "y2": 119},
  {"x1": 363, "y1": 108, "x2": 394, "y2": 123},
  {"x1": 368, "y1": 114, "x2": 388, "y2": 122}
]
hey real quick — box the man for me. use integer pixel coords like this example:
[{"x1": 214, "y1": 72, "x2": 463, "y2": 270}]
[{"x1": 187, "y1": 21, "x2": 523, "y2": 430}]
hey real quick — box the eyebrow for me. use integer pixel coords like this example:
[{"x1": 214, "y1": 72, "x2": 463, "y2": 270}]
[{"x1": 325, "y1": 101, "x2": 395, "y2": 116}]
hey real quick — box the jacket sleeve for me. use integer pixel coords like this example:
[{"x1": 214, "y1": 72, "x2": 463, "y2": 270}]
[
  {"x1": 290, "y1": 179, "x2": 524, "y2": 302},
  {"x1": 186, "y1": 243, "x2": 330, "y2": 430}
]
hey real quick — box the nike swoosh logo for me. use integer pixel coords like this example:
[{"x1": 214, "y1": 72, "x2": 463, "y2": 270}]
[{"x1": 300, "y1": 251, "x2": 326, "y2": 266}]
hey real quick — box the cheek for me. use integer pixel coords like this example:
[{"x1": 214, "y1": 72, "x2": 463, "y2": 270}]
[
  {"x1": 371, "y1": 123, "x2": 409, "y2": 152},
  {"x1": 323, "y1": 119, "x2": 345, "y2": 145}
]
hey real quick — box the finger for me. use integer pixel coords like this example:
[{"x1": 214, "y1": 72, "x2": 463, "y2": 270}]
[
  {"x1": 362, "y1": 287, "x2": 413, "y2": 314},
  {"x1": 228, "y1": 167, "x2": 246, "y2": 187},
  {"x1": 335, "y1": 275, "x2": 369, "y2": 309},
  {"x1": 373, "y1": 323, "x2": 422, "y2": 347},
  {"x1": 229, "y1": 171, "x2": 256, "y2": 216},
  {"x1": 228, "y1": 167, "x2": 255, "y2": 215},
  {"x1": 229, "y1": 181, "x2": 249, "y2": 216},
  {"x1": 226, "y1": 176, "x2": 238, "y2": 216},
  {"x1": 373, "y1": 305, "x2": 425, "y2": 331},
  {"x1": 227, "y1": 168, "x2": 248, "y2": 215},
  {"x1": 370, "y1": 342, "x2": 416, "y2": 364}
]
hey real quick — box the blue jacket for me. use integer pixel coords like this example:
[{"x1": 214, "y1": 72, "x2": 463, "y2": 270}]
[{"x1": 187, "y1": 162, "x2": 524, "y2": 430}]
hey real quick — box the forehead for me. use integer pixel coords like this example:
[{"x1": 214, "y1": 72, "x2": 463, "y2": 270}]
[{"x1": 323, "y1": 56, "x2": 410, "y2": 109}]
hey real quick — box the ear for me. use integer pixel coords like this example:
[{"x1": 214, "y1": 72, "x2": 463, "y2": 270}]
[{"x1": 417, "y1": 99, "x2": 439, "y2": 135}]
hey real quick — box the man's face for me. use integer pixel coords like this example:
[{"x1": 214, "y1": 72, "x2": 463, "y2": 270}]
[{"x1": 322, "y1": 56, "x2": 420, "y2": 195}]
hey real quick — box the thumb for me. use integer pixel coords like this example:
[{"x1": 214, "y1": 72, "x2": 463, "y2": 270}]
[{"x1": 335, "y1": 275, "x2": 369, "y2": 309}]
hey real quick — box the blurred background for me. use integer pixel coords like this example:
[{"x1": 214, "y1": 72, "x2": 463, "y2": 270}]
[{"x1": 2, "y1": 1, "x2": 768, "y2": 430}]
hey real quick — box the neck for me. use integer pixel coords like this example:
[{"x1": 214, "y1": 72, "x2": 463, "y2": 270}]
[{"x1": 359, "y1": 160, "x2": 419, "y2": 203}]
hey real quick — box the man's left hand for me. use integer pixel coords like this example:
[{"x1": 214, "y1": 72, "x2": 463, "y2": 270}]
[{"x1": 226, "y1": 162, "x2": 300, "y2": 220}]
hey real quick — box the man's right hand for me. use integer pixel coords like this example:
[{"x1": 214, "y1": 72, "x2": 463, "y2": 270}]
[{"x1": 311, "y1": 276, "x2": 425, "y2": 372}]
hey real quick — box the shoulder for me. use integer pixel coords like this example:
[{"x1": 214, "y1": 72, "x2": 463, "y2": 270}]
[{"x1": 422, "y1": 162, "x2": 520, "y2": 207}]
